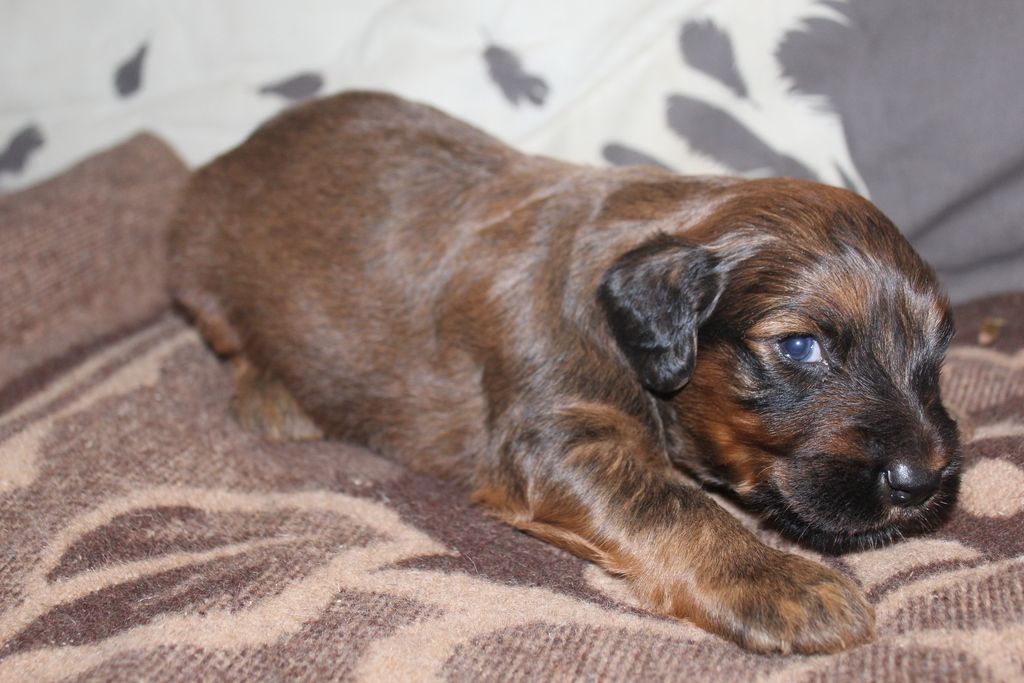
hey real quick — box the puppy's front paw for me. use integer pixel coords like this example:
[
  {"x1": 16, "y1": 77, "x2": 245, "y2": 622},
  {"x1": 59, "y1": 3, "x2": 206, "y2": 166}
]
[{"x1": 702, "y1": 550, "x2": 874, "y2": 654}]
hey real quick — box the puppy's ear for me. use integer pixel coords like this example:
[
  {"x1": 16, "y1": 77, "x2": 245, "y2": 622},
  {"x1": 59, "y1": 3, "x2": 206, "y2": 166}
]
[{"x1": 598, "y1": 235, "x2": 724, "y2": 394}]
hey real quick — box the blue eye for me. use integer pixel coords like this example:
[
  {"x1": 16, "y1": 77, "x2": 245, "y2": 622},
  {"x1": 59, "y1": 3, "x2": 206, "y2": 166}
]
[{"x1": 779, "y1": 335, "x2": 823, "y2": 363}]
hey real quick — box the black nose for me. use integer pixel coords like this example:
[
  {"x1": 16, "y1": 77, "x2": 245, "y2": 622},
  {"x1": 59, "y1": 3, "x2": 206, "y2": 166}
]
[{"x1": 883, "y1": 462, "x2": 941, "y2": 507}]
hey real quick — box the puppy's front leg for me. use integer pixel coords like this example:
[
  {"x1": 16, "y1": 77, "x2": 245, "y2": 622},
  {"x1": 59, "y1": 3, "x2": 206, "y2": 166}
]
[{"x1": 474, "y1": 403, "x2": 874, "y2": 654}]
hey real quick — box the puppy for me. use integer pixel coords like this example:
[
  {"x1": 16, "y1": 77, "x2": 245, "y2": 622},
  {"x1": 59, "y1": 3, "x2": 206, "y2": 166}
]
[{"x1": 168, "y1": 92, "x2": 960, "y2": 654}]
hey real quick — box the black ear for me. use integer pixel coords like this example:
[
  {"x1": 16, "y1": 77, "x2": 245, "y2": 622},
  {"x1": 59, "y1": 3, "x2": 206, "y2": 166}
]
[{"x1": 598, "y1": 235, "x2": 725, "y2": 394}]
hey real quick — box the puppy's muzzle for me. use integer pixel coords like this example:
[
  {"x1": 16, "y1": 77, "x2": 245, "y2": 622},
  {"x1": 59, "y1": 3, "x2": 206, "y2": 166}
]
[{"x1": 881, "y1": 461, "x2": 942, "y2": 507}]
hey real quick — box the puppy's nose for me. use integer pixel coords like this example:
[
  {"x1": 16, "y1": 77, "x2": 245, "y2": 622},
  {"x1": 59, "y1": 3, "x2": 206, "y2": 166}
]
[{"x1": 883, "y1": 462, "x2": 941, "y2": 507}]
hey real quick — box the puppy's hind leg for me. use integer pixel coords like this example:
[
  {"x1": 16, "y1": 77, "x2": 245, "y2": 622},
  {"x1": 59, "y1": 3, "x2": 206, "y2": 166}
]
[
  {"x1": 231, "y1": 357, "x2": 324, "y2": 442},
  {"x1": 173, "y1": 286, "x2": 322, "y2": 442},
  {"x1": 230, "y1": 357, "x2": 325, "y2": 443}
]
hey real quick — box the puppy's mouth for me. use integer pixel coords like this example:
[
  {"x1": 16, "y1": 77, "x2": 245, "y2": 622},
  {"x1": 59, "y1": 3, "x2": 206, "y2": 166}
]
[{"x1": 742, "y1": 470, "x2": 961, "y2": 555}]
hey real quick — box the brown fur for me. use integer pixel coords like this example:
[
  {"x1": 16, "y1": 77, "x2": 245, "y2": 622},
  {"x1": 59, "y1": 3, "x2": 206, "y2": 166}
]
[{"x1": 168, "y1": 91, "x2": 961, "y2": 654}]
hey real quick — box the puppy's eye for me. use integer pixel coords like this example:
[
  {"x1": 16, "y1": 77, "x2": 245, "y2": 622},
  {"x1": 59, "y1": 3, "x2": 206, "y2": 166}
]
[{"x1": 778, "y1": 335, "x2": 823, "y2": 363}]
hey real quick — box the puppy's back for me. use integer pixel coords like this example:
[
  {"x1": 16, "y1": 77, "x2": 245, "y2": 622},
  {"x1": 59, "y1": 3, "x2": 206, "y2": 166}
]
[
  {"x1": 169, "y1": 91, "x2": 515, "y2": 300},
  {"x1": 169, "y1": 91, "x2": 518, "y2": 339}
]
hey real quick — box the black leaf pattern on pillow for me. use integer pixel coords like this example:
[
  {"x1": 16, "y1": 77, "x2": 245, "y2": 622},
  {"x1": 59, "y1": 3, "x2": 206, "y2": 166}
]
[
  {"x1": 680, "y1": 21, "x2": 747, "y2": 98},
  {"x1": 115, "y1": 43, "x2": 147, "y2": 97},
  {"x1": 667, "y1": 95, "x2": 816, "y2": 180},
  {"x1": 259, "y1": 73, "x2": 324, "y2": 102},
  {"x1": 602, "y1": 143, "x2": 674, "y2": 171},
  {"x1": 484, "y1": 45, "x2": 549, "y2": 107},
  {"x1": 0, "y1": 125, "x2": 44, "y2": 178}
]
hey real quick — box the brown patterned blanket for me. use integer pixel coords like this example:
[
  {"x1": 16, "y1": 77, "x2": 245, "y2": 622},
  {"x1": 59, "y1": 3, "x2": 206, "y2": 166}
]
[{"x1": 1, "y1": 136, "x2": 1021, "y2": 682}]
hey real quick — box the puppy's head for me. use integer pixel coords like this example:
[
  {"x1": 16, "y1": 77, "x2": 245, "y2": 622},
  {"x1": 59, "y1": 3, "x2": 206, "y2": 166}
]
[{"x1": 599, "y1": 178, "x2": 960, "y2": 553}]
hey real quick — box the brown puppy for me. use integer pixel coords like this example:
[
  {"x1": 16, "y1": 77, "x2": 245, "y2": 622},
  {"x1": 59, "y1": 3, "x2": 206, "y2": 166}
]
[{"x1": 168, "y1": 92, "x2": 960, "y2": 654}]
